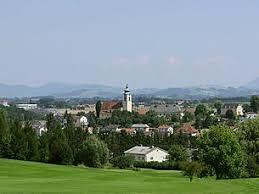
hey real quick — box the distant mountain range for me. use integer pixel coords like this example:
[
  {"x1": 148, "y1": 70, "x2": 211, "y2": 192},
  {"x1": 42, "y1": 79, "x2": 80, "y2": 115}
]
[{"x1": 1, "y1": 78, "x2": 259, "y2": 99}]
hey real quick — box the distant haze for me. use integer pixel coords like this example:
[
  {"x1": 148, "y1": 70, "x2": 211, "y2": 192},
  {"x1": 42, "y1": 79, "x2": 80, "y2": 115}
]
[{"x1": 0, "y1": 1, "x2": 259, "y2": 88}]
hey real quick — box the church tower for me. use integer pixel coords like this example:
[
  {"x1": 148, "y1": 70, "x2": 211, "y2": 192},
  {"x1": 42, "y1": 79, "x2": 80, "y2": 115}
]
[{"x1": 123, "y1": 84, "x2": 132, "y2": 112}]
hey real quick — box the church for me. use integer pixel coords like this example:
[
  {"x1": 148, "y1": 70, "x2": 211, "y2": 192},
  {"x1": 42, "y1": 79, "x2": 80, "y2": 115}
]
[{"x1": 99, "y1": 85, "x2": 133, "y2": 119}]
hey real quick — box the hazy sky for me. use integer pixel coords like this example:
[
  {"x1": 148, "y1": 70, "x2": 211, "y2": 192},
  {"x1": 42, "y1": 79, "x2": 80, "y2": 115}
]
[{"x1": 0, "y1": 0, "x2": 259, "y2": 88}]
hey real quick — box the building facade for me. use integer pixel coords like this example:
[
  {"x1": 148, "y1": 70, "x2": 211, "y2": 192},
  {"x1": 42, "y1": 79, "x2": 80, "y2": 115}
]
[{"x1": 124, "y1": 145, "x2": 169, "y2": 163}]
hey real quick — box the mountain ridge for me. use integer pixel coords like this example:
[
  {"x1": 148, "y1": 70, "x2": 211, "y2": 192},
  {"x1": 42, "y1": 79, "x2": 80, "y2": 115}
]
[{"x1": 0, "y1": 81, "x2": 259, "y2": 99}]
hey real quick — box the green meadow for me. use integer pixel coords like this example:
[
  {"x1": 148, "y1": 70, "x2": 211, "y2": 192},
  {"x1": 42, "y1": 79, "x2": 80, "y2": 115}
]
[{"x1": 0, "y1": 159, "x2": 258, "y2": 194}]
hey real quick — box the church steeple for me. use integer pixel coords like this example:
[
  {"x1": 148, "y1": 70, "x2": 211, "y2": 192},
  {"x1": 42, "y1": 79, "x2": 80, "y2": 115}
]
[{"x1": 123, "y1": 84, "x2": 132, "y2": 112}]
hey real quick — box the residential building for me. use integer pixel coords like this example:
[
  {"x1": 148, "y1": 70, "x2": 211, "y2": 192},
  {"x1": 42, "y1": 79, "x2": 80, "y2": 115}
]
[
  {"x1": 46, "y1": 104, "x2": 96, "y2": 116},
  {"x1": 0, "y1": 100, "x2": 9, "y2": 107},
  {"x1": 157, "y1": 125, "x2": 174, "y2": 135},
  {"x1": 17, "y1": 103, "x2": 38, "y2": 110},
  {"x1": 245, "y1": 112, "x2": 258, "y2": 120},
  {"x1": 31, "y1": 120, "x2": 47, "y2": 136},
  {"x1": 177, "y1": 123, "x2": 198, "y2": 137},
  {"x1": 124, "y1": 145, "x2": 169, "y2": 162},
  {"x1": 150, "y1": 104, "x2": 181, "y2": 117},
  {"x1": 131, "y1": 124, "x2": 150, "y2": 132},
  {"x1": 120, "y1": 128, "x2": 136, "y2": 135}
]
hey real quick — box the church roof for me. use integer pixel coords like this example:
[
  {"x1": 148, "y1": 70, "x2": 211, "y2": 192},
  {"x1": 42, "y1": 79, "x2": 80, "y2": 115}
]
[{"x1": 101, "y1": 101, "x2": 122, "y2": 111}]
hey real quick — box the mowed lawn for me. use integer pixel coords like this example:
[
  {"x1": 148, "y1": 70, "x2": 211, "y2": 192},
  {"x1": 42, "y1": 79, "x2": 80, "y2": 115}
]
[{"x1": 0, "y1": 159, "x2": 258, "y2": 194}]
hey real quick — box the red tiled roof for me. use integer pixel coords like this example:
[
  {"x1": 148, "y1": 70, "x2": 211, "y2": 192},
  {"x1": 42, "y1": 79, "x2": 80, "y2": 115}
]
[
  {"x1": 158, "y1": 125, "x2": 172, "y2": 129},
  {"x1": 120, "y1": 128, "x2": 136, "y2": 134},
  {"x1": 101, "y1": 101, "x2": 122, "y2": 111},
  {"x1": 177, "y1": 124, "x2": 197, "y2": 134},
  {"x1": 137, "y1": 108, "x2": 149, "y2": 115}
]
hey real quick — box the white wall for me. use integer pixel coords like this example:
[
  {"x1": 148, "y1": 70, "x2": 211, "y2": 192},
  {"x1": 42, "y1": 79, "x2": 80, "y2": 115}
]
[{"x1": 145, "y1": 148, "x2": 169, "y2": 163}]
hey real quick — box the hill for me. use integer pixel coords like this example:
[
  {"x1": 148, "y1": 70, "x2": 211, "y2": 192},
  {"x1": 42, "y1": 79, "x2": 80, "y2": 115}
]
[
  {"x1": 0, "y1": 159, "x2": 258, "y2": 194},
  {"x1": 243, "y1": 77, "x2": 259, "y2": 90},
  {"x1": 1, "y1": 82, "x2": 259, "y2": 99}
]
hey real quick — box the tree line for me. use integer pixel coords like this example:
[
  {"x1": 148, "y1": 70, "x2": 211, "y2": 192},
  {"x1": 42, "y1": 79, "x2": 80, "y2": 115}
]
[{"x1": 0, "y1": 107, "x2": 258, "y2": 180}]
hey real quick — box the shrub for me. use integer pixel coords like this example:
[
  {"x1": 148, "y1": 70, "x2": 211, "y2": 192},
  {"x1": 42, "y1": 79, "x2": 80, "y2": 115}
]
[
  {"x1": 111, "y1": 155, "x2": 134, "y2": 169},
  {"x1": 133, "y1": 161, "x2": 184, "y2": 170}
]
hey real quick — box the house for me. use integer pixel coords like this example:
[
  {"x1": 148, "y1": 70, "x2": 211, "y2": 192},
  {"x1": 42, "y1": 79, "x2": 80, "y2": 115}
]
[
  {"x1": 131, "y1": 124, "x2": 150, "y2": 132},
  {"x1": 31, "y1": 120, "x2": 47, "y2": 136},
  {"x1": 46, "y1": 104, "x2": 96, "y2": 116},
  {"x1": 221, "y1": 104, "x2": 244, "y2": 116},
  {"x1": 245, "y1": 112, "x2": 258, "y2": 120},
  {"x1": 101, "y1": 125, "x2": 121, "y2": 132},
  {"x1": 157, "y1": 125, "x2": 174, "y2": 135},
  {"x1": 0, "y1": 100, "x2": 9, "y2": 107},
  {"x1": 17, "y1": 103, "x2": 38, "y2": 110},
  {"x1": 120, "y1": 128, "x2": 136, "y2": 135},
  {"x1": 124, "y1": 145, "x2": 169, "y2": 162},
  {"x1": 177, "y1": 123, "x2": 198, "y2": 137}
]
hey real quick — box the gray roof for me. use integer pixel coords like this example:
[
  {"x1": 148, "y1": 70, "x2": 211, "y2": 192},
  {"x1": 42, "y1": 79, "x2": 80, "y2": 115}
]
[
  {"x1": 151, "y1": 104, "x2": 181, "y2": 114},
  {"x1": 132, "y1": 124, "x2": 150, "y2": 128},
  {"x1": 124, "y1": 146, "x2": 168, "y2": 155}
]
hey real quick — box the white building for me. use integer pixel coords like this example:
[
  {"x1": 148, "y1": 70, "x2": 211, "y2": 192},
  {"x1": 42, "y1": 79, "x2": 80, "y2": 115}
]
[
  {"x1": 31, "y1": 120, "x2": 47, "y2": 136},
  {"x1": 79, "y1": 116, "x2": 88, "y2": 127},
  {"x1": 17, "y1": 103, "x2": 38, "y2": 110},
  {"x1": 131, "y1": 124, "x2": 150, "y2": 132},
  {"x1": 122, "y1": 84, "x2": 132, "y2": 112},
  {"x1": 0, "y1": 100, "x2": 9, "y2": 107},
  {"x1": 124, "y1": 145, "x2": 169, "y2": 163},
  {"x1": 236, "y1": 104, "x2": 244, "y2": 116},
  {"x1": 157, "y1": 125, "x2": 174, "y2": 135},
  {"x1": 245, "y1": 112, "x2": 258, "y2": 120}
]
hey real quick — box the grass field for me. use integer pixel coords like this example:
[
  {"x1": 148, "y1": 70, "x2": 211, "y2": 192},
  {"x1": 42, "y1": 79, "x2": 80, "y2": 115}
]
[{"x1": 0, "y1": 159, "x2": 258, "y2": 194}]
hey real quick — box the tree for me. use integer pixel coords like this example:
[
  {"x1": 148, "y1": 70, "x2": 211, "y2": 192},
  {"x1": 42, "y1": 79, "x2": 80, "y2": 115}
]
[
  {"x1": 88, "y1": 112, "x2": 97, "y2": 128},
  {"x1": 0, "y1": 110, "x2": 10, "y2": 157},
  {"x1": 225, "y1": 109, "x2": 235, "y2": 120},
  {"x1": 242, "y1": 104, "x2": 252, "y2": 113},
  {"x1": 182, "y1": 112, "x2": 194, "y2": 123},
  {"x1": 194, "y1": 104, "x2": 208, "y2": 129},
  {"x1": 169, "y1": 144, "x2": 188, "y2": 162},
  {"x1": 214, "y1": 101, "x2": 222, "y2": 115},
  {"x1": 48, "y1": 123, "x2": 73, "y2": 165},
  {"x1": 198, "y1": 125, "x2": 246, "y2": 179},
  {"x1": 78, "y1": 136, "x2": 109, "y2": 167},
  {"x1": 238, "y1": 119, "x2": 259, "y2": 177},
  {"x1": 183, "y1": 161, "x2": 202, "y2": 182},
  {"x1": 171, "y1": 113, "x2": 180, "y2": 122},
  {"x1": 95, "y1": 100, "x2": 102, "y2": 118},
  {"x1": 9, "y1": 120, "x2": 28, "y2": 160},
  {"x1": 22, "y1": 122, "x2": 39, "y2": 161},
  {"x1": 38, "y1": 132, "x2": 49, "y2": 162},
  {"x1": 112, "y1": 155, "x2": 134, "y2": 169},
  {"x1": 195, "y1": 104, "x2": 207, "y2": 117},
  {"x1": 250, "y1": 95, "x2": 259, "y2": 113}
]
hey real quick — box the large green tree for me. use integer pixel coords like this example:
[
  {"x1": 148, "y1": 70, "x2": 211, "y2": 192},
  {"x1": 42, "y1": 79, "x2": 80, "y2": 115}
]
[
  {"x1": 238, "y1": 119, "x2": 259, "y2": 177},
  {"x1": 95, "y1": 100, "x2": 102, "y2": 118},
  {"x1": 78, "y1": 136, "x2": 109, "y2": 167},
  {"x1": 0, "y1": 110, "x2": 10, "y2": 157},
  {"x1": 214, "y1": 101, "x2": 222, "y2": 115},
  {"x1": 169, "y1": 144, "x2": 188, "y2": 162},
  {"x1": 250, "y1": 95, "x2": 259, "y2": 113},
  {"x1": 199, "y1": 125, "x2": 246, "y2": 179}
]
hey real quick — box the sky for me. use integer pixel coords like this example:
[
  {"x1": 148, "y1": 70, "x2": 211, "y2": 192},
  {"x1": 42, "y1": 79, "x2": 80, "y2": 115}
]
[{"x1": 0, "y1": 0, "x2": 259, "y2": 88}]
